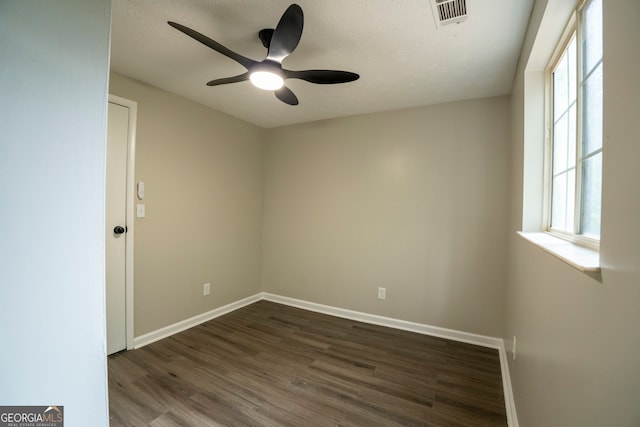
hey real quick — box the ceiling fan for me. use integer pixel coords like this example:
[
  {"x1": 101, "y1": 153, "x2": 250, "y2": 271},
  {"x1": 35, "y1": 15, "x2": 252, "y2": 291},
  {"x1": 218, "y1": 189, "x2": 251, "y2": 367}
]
[{"x1": 168, "y1": 3, "x2": 359, "y2": 106}]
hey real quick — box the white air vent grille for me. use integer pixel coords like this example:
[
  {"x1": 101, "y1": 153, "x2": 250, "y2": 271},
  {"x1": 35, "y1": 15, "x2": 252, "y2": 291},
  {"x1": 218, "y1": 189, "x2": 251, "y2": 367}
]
[{"x1": 432, "y1": 0, "x2": 468, "y2": 26}]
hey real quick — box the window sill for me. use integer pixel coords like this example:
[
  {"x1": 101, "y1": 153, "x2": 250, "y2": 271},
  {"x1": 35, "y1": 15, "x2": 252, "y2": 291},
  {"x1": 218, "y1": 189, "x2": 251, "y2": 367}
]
[{"x1": 517, "y1": 231, "x2": 600, "y2": 273}]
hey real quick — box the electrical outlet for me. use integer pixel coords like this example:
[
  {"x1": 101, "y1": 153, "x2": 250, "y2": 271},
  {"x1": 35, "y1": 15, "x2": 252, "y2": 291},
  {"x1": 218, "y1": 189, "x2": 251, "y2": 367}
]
[
  {"x1": 512, "y1": 335, "x2": 517, "y2": 360},
  {"x1": 203, "y1": 283, "x2": 211, "y2": 296},
  {"x1": 377, "y1": 287, "x2": 386, "y2": 300}
]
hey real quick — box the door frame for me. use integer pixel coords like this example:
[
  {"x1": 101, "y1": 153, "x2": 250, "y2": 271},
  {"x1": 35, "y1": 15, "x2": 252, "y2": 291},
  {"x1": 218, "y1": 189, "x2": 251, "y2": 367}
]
[{"x1": 108, "y1": 94, "x2": 137, "y2": 350}]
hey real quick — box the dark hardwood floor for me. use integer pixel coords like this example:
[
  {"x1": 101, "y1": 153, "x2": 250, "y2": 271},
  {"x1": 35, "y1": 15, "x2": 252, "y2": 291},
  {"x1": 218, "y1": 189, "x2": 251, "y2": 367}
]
[{"x1": 108, "y1": 301, "x2": 507, "y2": 426}]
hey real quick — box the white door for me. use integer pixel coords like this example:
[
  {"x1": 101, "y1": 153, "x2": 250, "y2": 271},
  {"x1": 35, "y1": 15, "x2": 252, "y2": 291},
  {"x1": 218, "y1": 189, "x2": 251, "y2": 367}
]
[{"x1": 106, "y1": 102, "x2": 129, "y2": 355}]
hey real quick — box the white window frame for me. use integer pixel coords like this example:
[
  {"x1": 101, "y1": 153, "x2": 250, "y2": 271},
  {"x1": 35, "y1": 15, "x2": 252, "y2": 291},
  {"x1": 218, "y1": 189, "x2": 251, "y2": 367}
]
[{"x1": 543, "y1": 0, "x2": 602, "y2": 251}]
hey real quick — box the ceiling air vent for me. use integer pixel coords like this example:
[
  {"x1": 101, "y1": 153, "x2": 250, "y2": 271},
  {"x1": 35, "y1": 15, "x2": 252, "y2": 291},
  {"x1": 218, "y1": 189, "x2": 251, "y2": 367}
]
[{"x1": 431, "y1": 0, "x2": 468, "y2": 27}]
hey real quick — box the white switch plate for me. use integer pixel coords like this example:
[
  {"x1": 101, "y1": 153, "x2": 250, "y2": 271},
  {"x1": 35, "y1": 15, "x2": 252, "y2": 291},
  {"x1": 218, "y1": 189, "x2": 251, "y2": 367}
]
[
  {"x1": 136, "y1": 204, "x2": 145, "y2": 218},
  {"x1": 378, "y1": 287, "x2": 386, "y2": 300},
  {"x1": 203, "y1": 283, "x2": 211, "y2": 296}
]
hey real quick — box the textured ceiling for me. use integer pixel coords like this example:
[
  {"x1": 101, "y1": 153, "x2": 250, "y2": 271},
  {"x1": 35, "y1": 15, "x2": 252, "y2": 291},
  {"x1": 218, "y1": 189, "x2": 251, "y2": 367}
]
[{"x1": 110, "y1": 0, "x2": 534, "y2": 128}]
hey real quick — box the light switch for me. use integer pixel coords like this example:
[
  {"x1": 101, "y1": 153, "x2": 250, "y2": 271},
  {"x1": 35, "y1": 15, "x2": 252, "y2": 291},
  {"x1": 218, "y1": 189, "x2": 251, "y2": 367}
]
[{"x1": 136, "y1": 204, "x2": 145, "y2": 218}]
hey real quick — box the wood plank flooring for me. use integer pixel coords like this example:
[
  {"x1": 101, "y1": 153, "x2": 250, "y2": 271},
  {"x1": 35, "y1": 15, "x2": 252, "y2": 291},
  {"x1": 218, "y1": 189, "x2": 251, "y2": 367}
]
[{"x1": 108, "y1": 301, "x2": 507, "y2": 426}]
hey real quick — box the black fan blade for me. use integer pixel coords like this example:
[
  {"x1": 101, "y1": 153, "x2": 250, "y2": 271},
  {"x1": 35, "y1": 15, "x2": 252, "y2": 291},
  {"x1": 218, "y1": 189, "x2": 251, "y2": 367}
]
[
  {"x1": 285, "y1": 69, "x2": 360, "y2": 84},
  {"x1": 267, "y1": 4, "x2": 303, "y2": 63},
  {"x1": 168, "y1": 21, "x2": 257, "y2": 70},
  {"x1": 207, "y1": 72, "x2": 250, "y2": 86},
  {"x1": 275, "y1": 86, "x2": 299, "y2": 105}
]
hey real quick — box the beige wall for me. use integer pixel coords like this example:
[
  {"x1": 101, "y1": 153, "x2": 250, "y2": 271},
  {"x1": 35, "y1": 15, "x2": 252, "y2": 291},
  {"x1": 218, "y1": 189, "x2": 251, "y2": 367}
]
[
  {"x1": 109, "y1": 72, "x2": 511, "y2": 339},
  {"x1": 109, "y1": 73, "x2": 265, "y2": 336},
  {"x1": 506, "y1": 0, "x2": 640, "y2": 425},
  {"x1": 262, "y1": 98, "x2": 511, "y2": 337}
]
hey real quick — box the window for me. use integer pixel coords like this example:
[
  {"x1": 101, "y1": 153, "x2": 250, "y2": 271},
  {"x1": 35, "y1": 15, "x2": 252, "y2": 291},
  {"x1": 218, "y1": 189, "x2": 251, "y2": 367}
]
[{"x1": 546, "y1": 0, "x2": 602, "y2": 247}]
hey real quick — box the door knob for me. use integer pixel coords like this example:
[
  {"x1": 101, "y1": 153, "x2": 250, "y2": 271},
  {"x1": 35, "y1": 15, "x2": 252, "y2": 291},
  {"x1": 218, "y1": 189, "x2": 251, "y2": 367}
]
[{"x1": 114, "y1": 226, "x2": 127, "y2": 235}]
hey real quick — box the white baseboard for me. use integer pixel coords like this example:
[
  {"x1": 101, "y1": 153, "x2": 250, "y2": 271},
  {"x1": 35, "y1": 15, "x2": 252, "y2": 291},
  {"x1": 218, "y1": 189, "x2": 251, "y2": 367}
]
[
  {"x1": 262, "y1": 293, "x2": 502, "y2": 349},
  {"x1": 132, "y1": 293, "x2": 262, "y2": 349},
  {"x1": 498, "y1": 342, "x2": 519, "y2": 427},
  {"x1": 131, "y1": 291, "x2": 518, "y2": 426}
]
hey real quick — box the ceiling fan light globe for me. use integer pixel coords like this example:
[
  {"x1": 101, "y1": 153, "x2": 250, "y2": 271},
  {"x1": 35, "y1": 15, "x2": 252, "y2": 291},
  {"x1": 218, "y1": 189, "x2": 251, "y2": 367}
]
[{"x1": 250, "y1": 71, "x2": 284, "y2": 91}]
